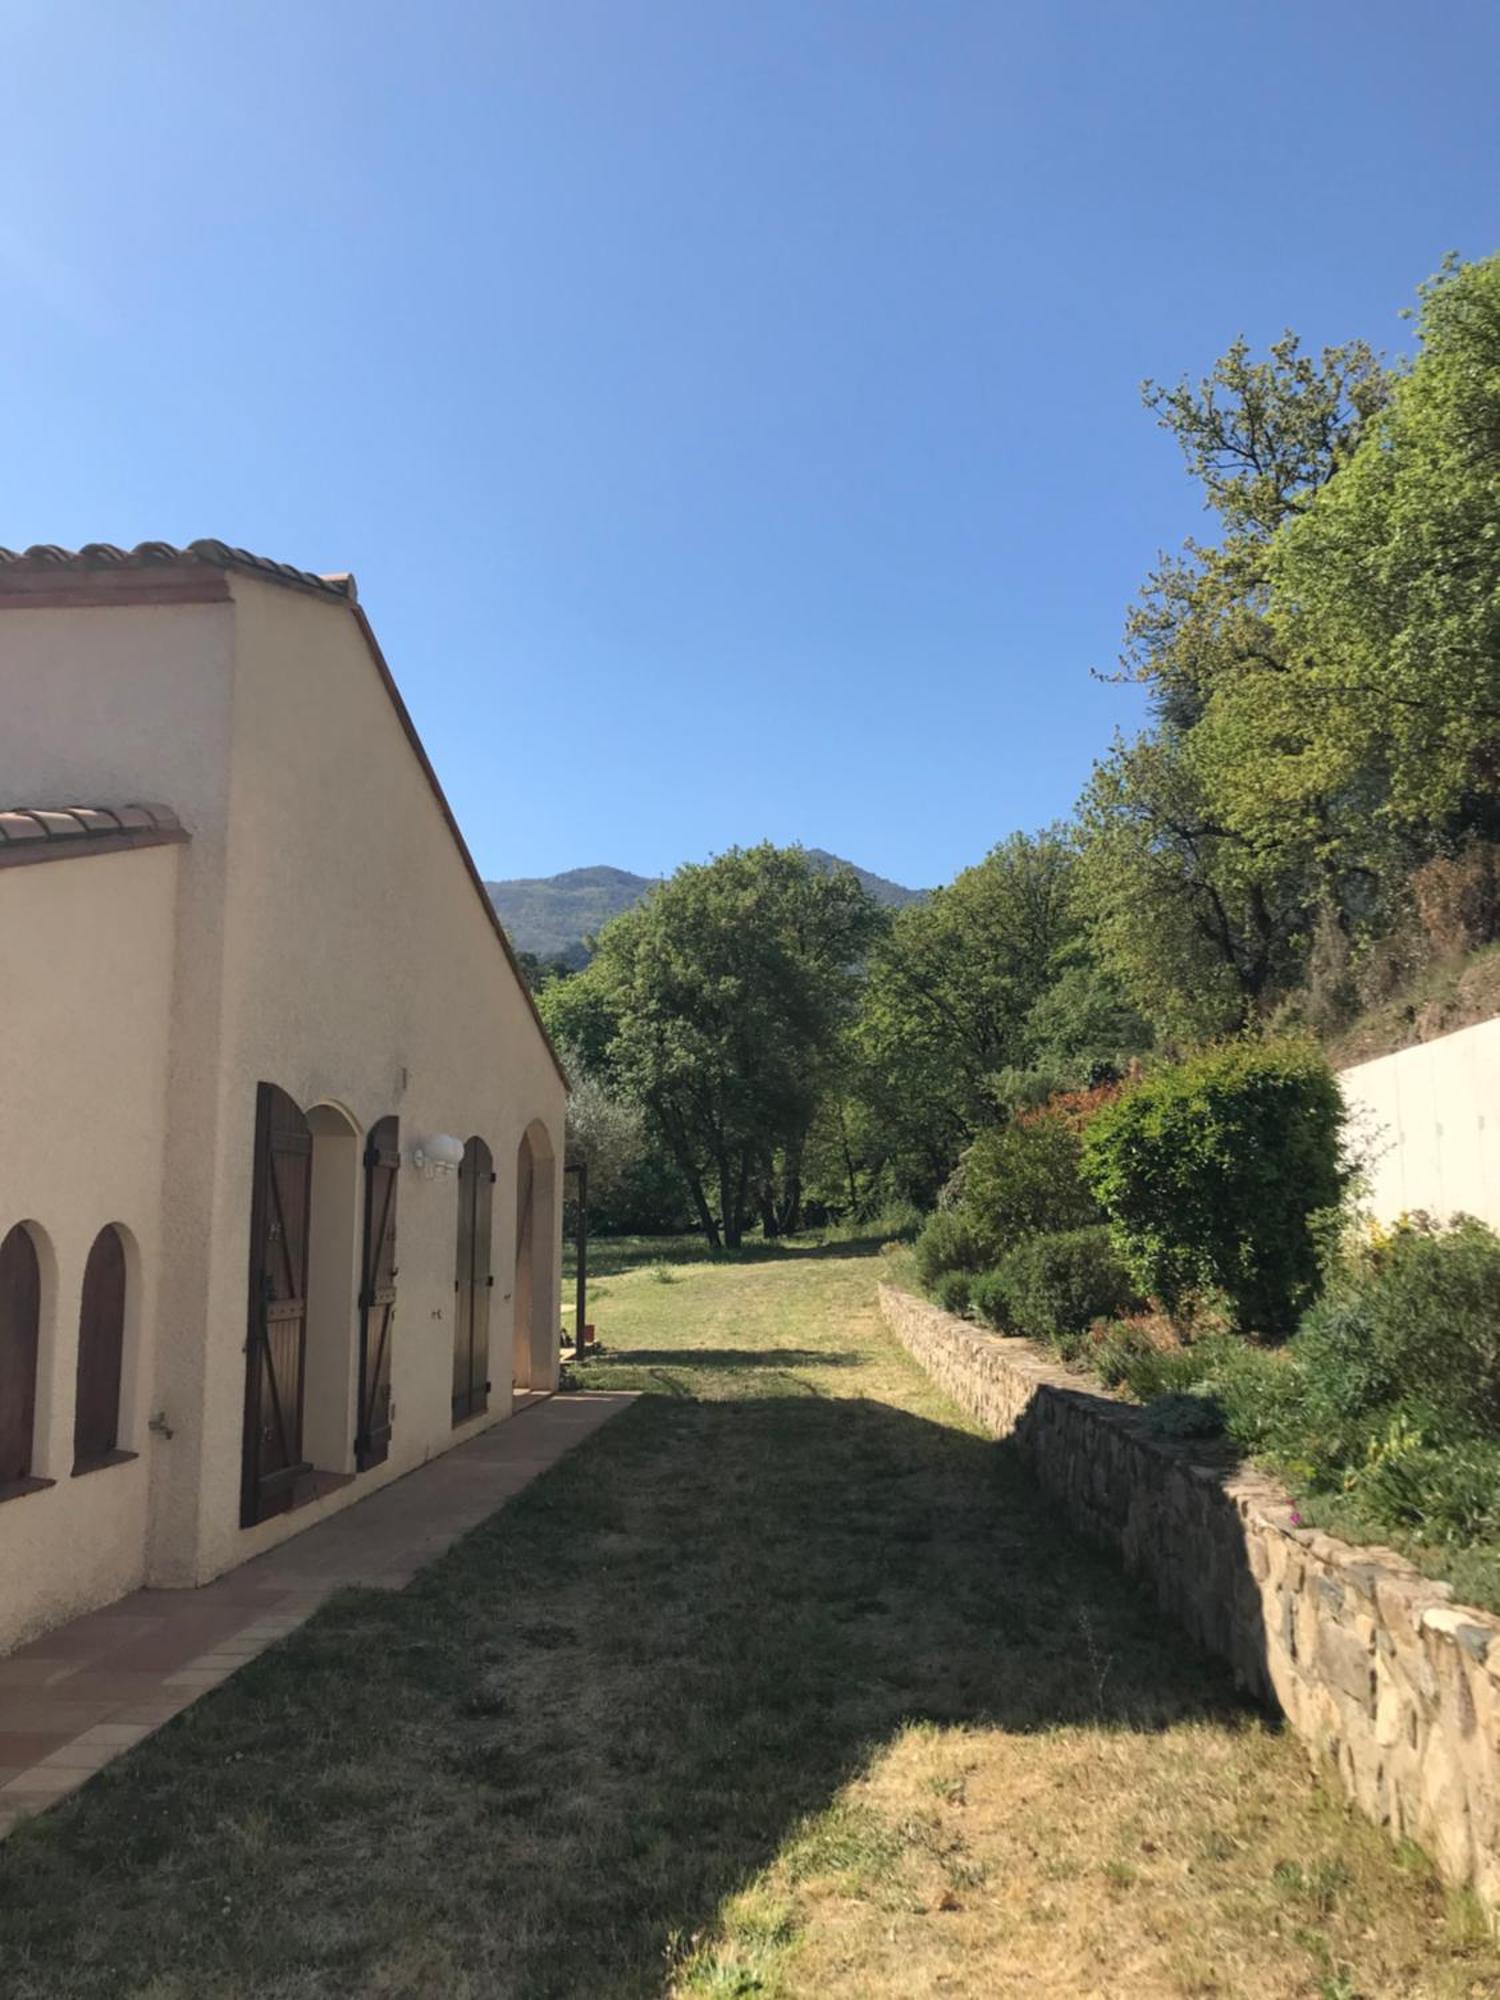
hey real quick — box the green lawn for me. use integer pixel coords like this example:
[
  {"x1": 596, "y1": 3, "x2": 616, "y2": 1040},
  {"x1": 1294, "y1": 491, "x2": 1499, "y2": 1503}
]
[{"x1": 1, "y1": 1243, "x2": 1496, "y2": 1998}]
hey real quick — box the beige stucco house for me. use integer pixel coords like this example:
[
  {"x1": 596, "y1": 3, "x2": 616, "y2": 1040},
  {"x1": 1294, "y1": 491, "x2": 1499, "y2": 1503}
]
[{"x1": 0, "y1": 540, "x2": 567, "y2": 1655}]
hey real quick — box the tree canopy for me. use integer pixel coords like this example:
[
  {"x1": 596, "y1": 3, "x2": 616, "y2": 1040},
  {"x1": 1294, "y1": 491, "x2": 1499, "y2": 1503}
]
[{"x1": 542, "y1": 844, "x2": 884, "y2": 1248}]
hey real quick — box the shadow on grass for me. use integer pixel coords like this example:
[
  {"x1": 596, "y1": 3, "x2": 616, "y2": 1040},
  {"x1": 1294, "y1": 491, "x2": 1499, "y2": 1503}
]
[
  {"x1": 570, "y1": 1232, "x2": 892, "y2": 1280},
  {"x1": 0, "y1": 1390, "x2": 1265, "y2": 2000},
  {"x1": 593, "y1": 1347, "x2": 870, "y2": 1371}
]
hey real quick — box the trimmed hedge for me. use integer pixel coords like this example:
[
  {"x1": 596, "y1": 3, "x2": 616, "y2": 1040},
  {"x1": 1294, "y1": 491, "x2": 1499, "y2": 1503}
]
[
  {"x1": 1081, "y1": 1038, "x2": 1344, "y2": 1333},
  {"x1": 970, "y1": 1226, "x2": 1138, "y2": 1351},
  {"x1": 961, "y1": 1112, "x2": 1102, "y2": 1246}
]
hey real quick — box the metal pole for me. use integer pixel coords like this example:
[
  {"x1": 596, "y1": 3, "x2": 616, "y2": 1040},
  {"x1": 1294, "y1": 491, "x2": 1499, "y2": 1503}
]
[{"x1": 572, "y1": 1159, "x2": 588, "y2": 1366}]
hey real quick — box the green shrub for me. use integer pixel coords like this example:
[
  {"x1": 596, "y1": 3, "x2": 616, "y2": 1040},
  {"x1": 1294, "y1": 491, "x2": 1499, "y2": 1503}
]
[
  {"x1": 1082, "y1": 1038, "x2": 1345, "y2": 1333},
  {"x1": 931, "y1": 1269, "x2": 973, "y2": 1316},
  {"x1": 1294, "y1": 1218, "x2": 1500, "y2": 1442},
  {"x1": 913, "y1": 1209, "x2": 994, "y2": 1290},
  {"x1": 1354, "y1": 1428, "x2": 1500, "y2": 1544},
  {"x1": 1189, "y1": 1335, "x2": 1304, "y2": 1454},
  {"x1": 1095, "y1": 1333, "x2": 1205, "y2": 1400},
  {"x1": 966, "y1": 1268, "x2": 1012, "y2": 1330},
  {"x1": 984, "y1": 1227, "x2": 1137, "y2": 1347},
  {"x1": 959, "y1": 1112, "x2": 1101, "y2": 1249}
]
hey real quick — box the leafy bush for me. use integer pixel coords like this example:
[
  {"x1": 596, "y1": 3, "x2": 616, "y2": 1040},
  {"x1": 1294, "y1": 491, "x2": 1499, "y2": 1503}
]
[
  {"x1": 966, "y1": 1268, "x2": 1012, "y2": 1329},
  {"x1": 1093, "y1": 1329, "x2": 1205, "y2": 1399},
  {"x1": 960, "y1": 1112, "x2": 1101, "y2": 1249},
  {"x1": 1294, "y1": 1217, "x2": 1500, "y2": 1442},
  {"x1": 1355, "y1": 1428, "x2": 1500, "y2": 1544},
  {"x1": 977, "y1": 1227, "x2": 1138, "y2": 1347},
  {"x1": 931, "y1": 1269, "x2": 973, "y2": 1316},
  {"x1": 1082, "y1": 1038, "x2": 1345, "y2": 1333},
  {"x1": 914, "y1": 1209, "x2": 994, "y2": 1289}
]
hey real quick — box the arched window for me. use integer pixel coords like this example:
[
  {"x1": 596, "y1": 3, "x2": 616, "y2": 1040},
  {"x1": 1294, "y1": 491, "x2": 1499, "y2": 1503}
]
[
  {"x1": 73, "y1": 1226, "x2": 127, "y2": 1473},
  {"x1": 0, "y1": 1224, "x2": 42, "y2": 1489}
]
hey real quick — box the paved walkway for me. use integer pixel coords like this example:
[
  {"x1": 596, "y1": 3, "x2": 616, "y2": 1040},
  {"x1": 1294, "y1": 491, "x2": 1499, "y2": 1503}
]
[{"x1": 0, "y1": 1390, "x2": 634, "y2": 1839}]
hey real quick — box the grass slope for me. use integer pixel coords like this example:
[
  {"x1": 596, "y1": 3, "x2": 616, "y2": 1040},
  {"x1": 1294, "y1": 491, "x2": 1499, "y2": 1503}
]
[{"x1": 0, "y1": 1245, "x2": 1495, "y2": 1998}]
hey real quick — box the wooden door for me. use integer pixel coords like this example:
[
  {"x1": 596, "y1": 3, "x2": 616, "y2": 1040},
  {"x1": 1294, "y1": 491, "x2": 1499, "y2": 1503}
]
[
  {"x1": 73, "y1": 1225, "x2": 126, "y2": 1471},
  {"x1": 241, "y1": 1083, "x2": 314, "y2": 1526},
  {"x1": 451, "y1": 1137, "x2": 493, "y2": 1423},
  {"x1": 0, "y1": 1225, "x2": 40, "y2": 1488},
  {"x1": 357, "y1": 1116, "x2": 400, "y2": 1470}
]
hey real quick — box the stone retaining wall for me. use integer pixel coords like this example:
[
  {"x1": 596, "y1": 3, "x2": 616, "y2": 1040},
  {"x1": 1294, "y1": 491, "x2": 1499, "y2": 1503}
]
[{"x1": 879, "y1": 1282, "x2": 1500, "y2": 1918}]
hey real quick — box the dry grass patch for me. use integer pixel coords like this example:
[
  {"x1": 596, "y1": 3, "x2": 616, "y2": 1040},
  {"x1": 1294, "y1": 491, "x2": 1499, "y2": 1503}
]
[{"x1": 691, "y1": 1718, "x2": 1497, "y2": 1999}]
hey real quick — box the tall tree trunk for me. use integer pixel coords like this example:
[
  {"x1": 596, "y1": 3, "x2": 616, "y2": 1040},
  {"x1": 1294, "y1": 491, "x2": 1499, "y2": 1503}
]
[
  {"x1": 837, "y1": 1101, "x2": 860, "y2": 1217},
  {"x1": 650, "y1": 1097, "x2": 721, "y2": 1252},
  {"x1": 718, "y1": 1150, "x2": 742, "y2": 1250},
  {"x1": 778, "y1": 1137, "x2": 805, "y2": 1235}
]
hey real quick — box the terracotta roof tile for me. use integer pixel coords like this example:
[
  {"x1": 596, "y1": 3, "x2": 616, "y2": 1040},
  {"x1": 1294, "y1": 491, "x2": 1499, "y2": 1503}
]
[
  {"x1": 0, "y1": 540, "x2": 356, "y2": 602},
  {"x1": 0, "y1": 804, "x2": 186, "y2": 868}
]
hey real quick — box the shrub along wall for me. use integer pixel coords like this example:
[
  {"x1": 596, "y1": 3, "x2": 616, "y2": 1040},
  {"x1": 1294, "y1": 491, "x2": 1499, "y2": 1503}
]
[{"x1": 879, "y1": 1283, "x2": 1500, "y2": 1923}]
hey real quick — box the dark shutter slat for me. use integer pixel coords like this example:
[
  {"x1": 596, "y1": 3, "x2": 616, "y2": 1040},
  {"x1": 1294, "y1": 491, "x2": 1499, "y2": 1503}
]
[
  {"x1": 240, "y1": 1084, "x2": 314, "y2": 1526},
  {"x1": 452, "y1": 1136, "x2": 493, "y2": 1424},
  {"x1": 357, "y1": 1115, "x2": 399, "y2": 1469},
  {"x1": 0, "y1": 1226, "x2": 40, "y2": 1486}
]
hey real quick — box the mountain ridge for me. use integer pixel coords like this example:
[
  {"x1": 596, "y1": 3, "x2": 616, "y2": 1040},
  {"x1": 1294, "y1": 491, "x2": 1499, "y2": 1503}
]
[{"x1": 486, "y1": 850, "x2": 924, "y2": 966}]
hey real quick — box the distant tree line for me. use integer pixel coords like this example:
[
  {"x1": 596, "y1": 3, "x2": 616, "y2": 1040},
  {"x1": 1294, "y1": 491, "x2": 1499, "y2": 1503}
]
[{"x1": 539, "y1": 251, "x2": 1500, "y2": 1244}]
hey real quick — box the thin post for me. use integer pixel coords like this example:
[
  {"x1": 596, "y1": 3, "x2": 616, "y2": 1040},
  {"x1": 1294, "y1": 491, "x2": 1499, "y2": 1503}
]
[{"x1": 572, "y1": 1159, "x2": 588, "y2": 1365}]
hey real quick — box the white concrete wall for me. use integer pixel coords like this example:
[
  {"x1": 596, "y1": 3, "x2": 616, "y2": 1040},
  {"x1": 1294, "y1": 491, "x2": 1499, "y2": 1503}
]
[
  {"x1": 0, "y1": 569, "x2": 566, "y2": 1640},
  {"x1": 0, "y1": 595, "x2": 239, "y2": 1595},
  {"x1": 186, "y1": 574, "x2": 567, "y2": 1584},
  {"x1": 1339, "y1": 1016, "x2": 1500, "y2": 1228},
  {"x1": 0, "y1": 845, "x2": 180, "y2": 1652}
]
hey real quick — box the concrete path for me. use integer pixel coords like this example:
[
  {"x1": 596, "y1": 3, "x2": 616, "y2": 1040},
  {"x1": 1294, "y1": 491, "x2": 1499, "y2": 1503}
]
[{"x1": 0, "y1": 1390, "x2": 634, "y2": 1838}]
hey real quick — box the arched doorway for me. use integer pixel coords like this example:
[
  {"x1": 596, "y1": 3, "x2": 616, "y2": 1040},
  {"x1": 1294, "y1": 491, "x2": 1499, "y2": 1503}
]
[
  {"x1": 241, "y1": 1087, "x2": 362, "y2": 1525},
  {"x1": 513, "y1": 1121, "x2": 557, "y2": 1392}
]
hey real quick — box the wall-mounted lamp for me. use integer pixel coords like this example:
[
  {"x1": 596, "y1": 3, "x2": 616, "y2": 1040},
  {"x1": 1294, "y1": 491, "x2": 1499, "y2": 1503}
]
[{"x1": 412, "y1": 1133, "x2": 465, "y2": 1180}]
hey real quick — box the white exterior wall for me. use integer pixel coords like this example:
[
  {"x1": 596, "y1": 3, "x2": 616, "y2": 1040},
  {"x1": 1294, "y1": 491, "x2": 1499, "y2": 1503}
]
[
  {"x1": 178, "y1": 575, "x2": 567, "y2": 1584},
  {"x1": 0, "y1": 846, "x2": 179, "y2": 1652},
  {"x1": 1339, "y1": 1016, "x2": 1500, "y2": 1229},
  {"x1": 0, "y1": 569, "x2": 566, "y2": 1641}
]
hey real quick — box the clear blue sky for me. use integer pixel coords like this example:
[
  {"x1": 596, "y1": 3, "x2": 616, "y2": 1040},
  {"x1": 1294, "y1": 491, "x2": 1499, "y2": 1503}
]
[{"x1": 3, "y1": 3, "x2": 1497, "y2": 889}]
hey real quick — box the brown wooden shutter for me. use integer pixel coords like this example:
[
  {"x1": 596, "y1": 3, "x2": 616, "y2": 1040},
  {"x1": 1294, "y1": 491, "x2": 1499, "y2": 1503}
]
[
  {"x1": 452, "y1": 1137, "x2": 493, "y2": 1424},
  {"x1": 240, "y1": 1083, "x2": 314, "y2": 1526},
  {"x1": 452, "y1": 1146, "x2": 476, "y2": 1424},
  {"x1": 471, "y1": 1141, "x2": 494, "y2": 1415},
  {"x1": 0, "y1": 1225, "x2": 40, "y2": 1487},
  {"x1": 73, "y1": 1226, "x2": 126, "y2": 1471},
  {"x1": 357, "y1": 1116, "x2": 399, "y2": 1470}
]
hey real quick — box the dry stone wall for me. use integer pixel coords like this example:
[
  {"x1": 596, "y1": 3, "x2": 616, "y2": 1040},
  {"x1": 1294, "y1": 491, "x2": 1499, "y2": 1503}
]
[{"x1": 879, "y1": 1282, "x2": 1500, "y2": 1919}]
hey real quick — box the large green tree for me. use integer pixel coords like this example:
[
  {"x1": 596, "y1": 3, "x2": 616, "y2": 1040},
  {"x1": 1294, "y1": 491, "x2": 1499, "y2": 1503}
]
[
  {"x1": 1078, "y1": 328, "x2": 1395, "y2": 1034},
  {"x1": 542, "y1": 844, "x2": 883, "y2": 1249},
  {"x1": 1267, "y1": 253, "x2": 1500, "y2": 833},
  {"x1": 849, "y1": 831, "x2": 1139, "y2": 1200}
]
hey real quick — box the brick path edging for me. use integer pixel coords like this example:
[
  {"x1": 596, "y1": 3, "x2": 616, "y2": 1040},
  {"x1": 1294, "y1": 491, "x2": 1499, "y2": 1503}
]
[{"x1": 879, "y1": 1282, "x2": 1500, "y2": 1924}]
